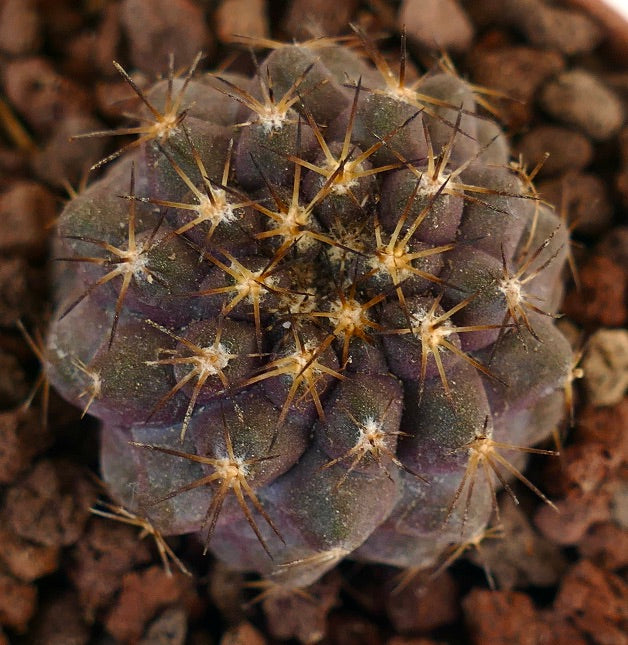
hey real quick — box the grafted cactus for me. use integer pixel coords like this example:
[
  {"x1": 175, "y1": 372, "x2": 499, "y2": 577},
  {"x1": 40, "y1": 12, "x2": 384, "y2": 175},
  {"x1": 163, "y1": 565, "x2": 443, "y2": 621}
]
[{"x1": 46, "y1": 32, "x2": 574, "y2": 588}]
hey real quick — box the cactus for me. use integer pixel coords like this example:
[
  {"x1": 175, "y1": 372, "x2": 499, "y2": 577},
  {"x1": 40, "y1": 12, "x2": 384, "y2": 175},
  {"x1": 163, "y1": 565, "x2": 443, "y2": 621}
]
[{"x1": 46, "y1": 32, "x2": 574, "y2": 588}]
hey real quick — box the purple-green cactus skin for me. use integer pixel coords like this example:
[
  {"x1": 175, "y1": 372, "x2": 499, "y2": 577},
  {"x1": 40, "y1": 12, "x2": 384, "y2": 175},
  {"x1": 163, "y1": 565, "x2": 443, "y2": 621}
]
[{"x1": 46, "y1": 33, "x2": 574, "y2": 588}]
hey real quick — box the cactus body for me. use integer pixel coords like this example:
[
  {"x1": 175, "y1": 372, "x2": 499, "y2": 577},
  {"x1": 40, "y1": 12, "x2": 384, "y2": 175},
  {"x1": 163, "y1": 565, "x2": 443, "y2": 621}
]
[{"x1": 47, "y1": 36, "x2": 573, "y2": 586}]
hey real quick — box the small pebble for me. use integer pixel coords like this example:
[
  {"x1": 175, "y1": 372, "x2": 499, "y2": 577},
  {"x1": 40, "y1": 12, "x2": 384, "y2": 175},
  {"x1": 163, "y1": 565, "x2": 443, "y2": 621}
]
[
  {"x1": 563, "y1": 255, "x2": 626, "y2": 328},
  {"x1": 538, "y1": 171, "x2": 613, "y2": 236},
  {"x1": 540, "y1": 69, "x2": 624, "y2": 141},
  {"x1": 466, "y1": 44, "x2": 564, "y2": 128},
  {"x1": 0, "y1": 409, "x2": 49, "y2": 485},
  {"x1": 4, "y1": 459, "x2": 96, "y2": 548},
  {"x1": 0, "y1": 573, "x2": 37, "y2": 633},
  {"x1": 105, "y1": 566, "x2": 194, "y2": 643},
  {"x1": 0, "y1": 0, "x2": 41, "y2": 56},
  {"x1": 582, "y1": 329, "x2": 628, "y2": 407},
  {"x1": 578, "y1": 522, "x2": 628, "y2": 570},
  {"x1": 220, "y1": 622, "x2": 267, "y2": 645},
  {"x1": 386, "y1": 570, "x2": 459, "y2": 633},
  {"x1": 0, "y1": 181, "x2": 57, "y2": 257},
  {"x1": 282, "y1": 0, "x2": 358, "y2": 39},
  {"x1": 0, "y1": 525, "x2": 59, "y2": 582},
  {"x1": 120, "y1": 0, "x2": 213, "y2": 75},
  {"x1": 215, "y1": 0, "x2": 269, "y2": 44},
  {"x1": 31, "y1": 115, "x2": 106, "y2": 188},
  {"x1": 508, "y1": 0, "x2": 602, "y2": 56},
  {"x1": 30, "y1": 592, "x2": 90, "y2": 645},
  {"x1": 463, "y1": 589, "x2": 547, "y2": 645},
  {"x1": 515, "y1": 126, "x2": 593, "y2": 177},
  {"x1": 400, "y1": 0, "x2": 474, "y2": 53},
  {"x1": 2, "y1": 57, "x2": 92, "y2": 136},
  {"x1": 139, "y1": 607, "x2": 188, "y2": 645},
  {"x1": 553, "y1": 560, "x2": 628, "y2": 645}
]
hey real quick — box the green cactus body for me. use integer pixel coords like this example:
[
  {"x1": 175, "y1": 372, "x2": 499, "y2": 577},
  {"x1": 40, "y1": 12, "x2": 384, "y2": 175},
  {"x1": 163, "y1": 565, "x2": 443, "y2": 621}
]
[{"x1": 46, "y1": 34, "x2": 573, "y2": 587}]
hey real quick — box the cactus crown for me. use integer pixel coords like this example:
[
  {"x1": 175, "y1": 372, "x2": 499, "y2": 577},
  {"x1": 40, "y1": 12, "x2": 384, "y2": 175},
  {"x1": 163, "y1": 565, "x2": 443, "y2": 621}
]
[{"x1": 46, "y1": 32, "x2": 574, "y2": 587}]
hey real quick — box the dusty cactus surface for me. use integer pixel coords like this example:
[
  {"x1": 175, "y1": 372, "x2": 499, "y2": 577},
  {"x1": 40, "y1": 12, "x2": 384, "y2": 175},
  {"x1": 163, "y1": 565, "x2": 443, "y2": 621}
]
[{"x1": 46, "y1": 33, "x2": 574, "y2": 588}]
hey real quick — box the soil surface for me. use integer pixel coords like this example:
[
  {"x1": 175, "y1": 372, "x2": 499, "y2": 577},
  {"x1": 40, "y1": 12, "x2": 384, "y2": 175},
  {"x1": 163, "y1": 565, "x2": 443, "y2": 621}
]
[{"x1": 0, "y1": 0, "x2": 626, "y2": 643}]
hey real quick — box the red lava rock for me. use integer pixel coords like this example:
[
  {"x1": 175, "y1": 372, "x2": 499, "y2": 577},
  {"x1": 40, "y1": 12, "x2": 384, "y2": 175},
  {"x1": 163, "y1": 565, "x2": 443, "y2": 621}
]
[
  {"x1": 385, "y1": 571, "x2": 459, "y2": 633},
  {"x1": 0, "y1": 0, "x2": 41, "y2": 56},
  {"x1": 577, "y1": 398, "x2": 628, "y2": 456},
  {"x1": 578, "y1": 522, "x2": 628, "y2": 570},
  {"x1": 0, "y1": 181, "x2": 56, "y2": 257},
  {"x1": 139, "y1": 606, "x2": 188, "y2": 645},
  {"x1": 32, "y1": 115, "x2": 106, "y2": 187},
  {"x1": 467, "y1": 496, "x2": 566, "y2": 589},
  {"x1": 220, "y1": 622, "x2": 267, "y2": 645},
  {"x1": 2, "y1": 58, "x2": 92, "y2": 136},
  {"x1": 466, "y1": 43, "x2": 564, "y2": 128},
  {"x1": 540, "y1": 70, "x2": 625, "y2": 142},
  {"x1": 262, "y1": 572, "x2": 341, "y2": 643},
  {"x1": 0, "y1": 572, "x2": 37, "y2": 633},
  {"x1": 215, "y1": 0, "x2": 269, "y2": 43},
  {"x1": 70, "y1": 517, "x2": 153, "y2": 617},
  {"x1": 399, "y1": 0, "x2": 474, "y2": 53},
  {"x1": 0, "y1": 409, "x2": 50, "y2": 485},
  {"x1": 555, "y1": 441, "x2": 622, "y2": 498},
  {"x1": 282, "y1": 0, "x2": 358, "y2": 39},
  {"x1": 0, "y1": 525, "x2": 59, "y2": 582},
  {"x1": 462, "y1": 589, "x2": 546, "y2": 645},
  {"x1": 535, "y1": 488, "x2": 612, "y2": 546},
  {"x1": 553, "y1": 560, "x2": 628, "y2": 645},
  {"x1": 104, "y1": 566, "x2": 195, "y2": 643},
  {"x1": 30, "y1": 591, "x2": 90, "y2": 645},
  {"x1": 538, "y1": 171, "x2": 613, "y2": 236},
  {"x1": 120, "y1": 0, "x2": 213, "y2": 75},
  {"x1": 3, "y1": 458, "x2": 97, "y2": 548},
  {"x1": 563, "y1": 256, "x2": 627, "y2": 328},
  {"x1": 514, "y1": 126, "x2": 593, "y2": 178}
]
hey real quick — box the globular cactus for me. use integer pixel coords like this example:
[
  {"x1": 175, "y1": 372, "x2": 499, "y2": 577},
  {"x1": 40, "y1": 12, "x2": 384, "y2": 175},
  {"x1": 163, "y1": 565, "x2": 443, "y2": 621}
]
[{"x1": 46, "y1": 32, "x2": 575, "y2": 588}]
